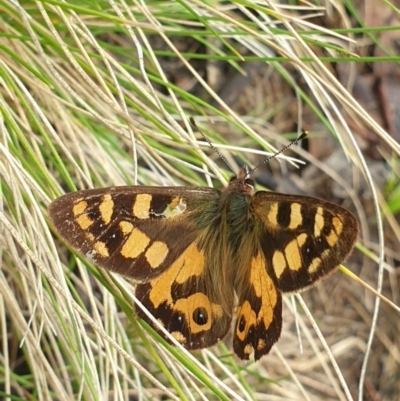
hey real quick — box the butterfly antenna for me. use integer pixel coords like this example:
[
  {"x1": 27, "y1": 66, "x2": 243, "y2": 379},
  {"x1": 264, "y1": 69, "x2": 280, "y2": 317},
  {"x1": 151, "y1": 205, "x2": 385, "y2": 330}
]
[
  {"x1": 189, "y1": 117, "x2": 236, "y2": 175},
  {"x1": 247, "y1": 130, "x2": 308, "y2": 175}
]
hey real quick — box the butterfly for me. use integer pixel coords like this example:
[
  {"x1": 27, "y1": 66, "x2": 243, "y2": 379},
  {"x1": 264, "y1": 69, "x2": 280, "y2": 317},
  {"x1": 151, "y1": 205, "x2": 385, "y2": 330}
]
[{"x1": 48, "y1": 126, "x2": 358, "y2": 360}]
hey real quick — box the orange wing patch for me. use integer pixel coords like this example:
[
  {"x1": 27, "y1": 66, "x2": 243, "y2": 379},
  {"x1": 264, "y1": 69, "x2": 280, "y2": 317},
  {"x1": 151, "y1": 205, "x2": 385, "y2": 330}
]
[
  {"x1": 234, "y1": 252, "x2": 282, "y2": 360},
  {"x1": 135, "y1": 242, "x2": 232, "y2": 350}
]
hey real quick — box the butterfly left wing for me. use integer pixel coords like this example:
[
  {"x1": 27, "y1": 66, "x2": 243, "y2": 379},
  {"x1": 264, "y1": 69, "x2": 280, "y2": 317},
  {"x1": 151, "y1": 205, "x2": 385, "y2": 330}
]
[
  {"x1": 233, "y1": 251, "x2": 282, "y2": 360},
  {"x1": 48, "y1": 186, "x2": 233, "y2": 350}
]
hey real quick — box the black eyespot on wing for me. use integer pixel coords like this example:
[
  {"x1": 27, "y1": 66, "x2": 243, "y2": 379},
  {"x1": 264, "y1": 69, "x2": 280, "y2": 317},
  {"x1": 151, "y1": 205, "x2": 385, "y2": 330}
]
[{"x1": 193, "y1": 307, "x2": 208, "y2": 326}]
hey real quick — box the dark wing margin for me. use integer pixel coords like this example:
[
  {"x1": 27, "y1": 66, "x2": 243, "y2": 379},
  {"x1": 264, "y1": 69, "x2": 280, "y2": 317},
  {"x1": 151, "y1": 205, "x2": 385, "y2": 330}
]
[
  {"x1": 47, "y1": 185, "x2": 219, "y2": 281},
  {"x1": 253, "y1": 191, "x2": 358, "y2": 293}
]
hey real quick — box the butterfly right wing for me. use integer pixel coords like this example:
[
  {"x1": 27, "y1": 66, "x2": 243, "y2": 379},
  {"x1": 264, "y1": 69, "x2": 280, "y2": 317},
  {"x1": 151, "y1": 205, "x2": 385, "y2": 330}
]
[{"x1": 233, "y1": 190, "x2": 358, "y2": 360}]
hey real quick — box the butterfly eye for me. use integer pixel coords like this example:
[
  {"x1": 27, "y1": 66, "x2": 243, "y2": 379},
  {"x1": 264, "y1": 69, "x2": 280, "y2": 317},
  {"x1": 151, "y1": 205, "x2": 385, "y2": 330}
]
[
  {"x1": 193, "y1": 307, "x2": 208, "y2": 325},
  {"x1": 229, "y1": 176, "x2": 237, "y2": 183}
]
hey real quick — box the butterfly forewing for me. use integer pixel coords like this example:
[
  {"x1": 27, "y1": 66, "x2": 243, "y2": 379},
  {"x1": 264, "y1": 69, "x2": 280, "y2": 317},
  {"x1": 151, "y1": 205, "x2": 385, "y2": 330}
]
[
  {"x1": 253, "y1": 191, "x2": 358, "y2": 293},
  {"x1": 48, "y1": 186, "x2": 218, "y2": 280}
]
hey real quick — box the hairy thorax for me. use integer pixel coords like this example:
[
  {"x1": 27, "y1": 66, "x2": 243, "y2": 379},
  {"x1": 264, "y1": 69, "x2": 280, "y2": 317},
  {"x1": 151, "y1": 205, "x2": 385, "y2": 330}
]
[{"x1": 191, "y1": 189, "x2": 259, "y2": 315}]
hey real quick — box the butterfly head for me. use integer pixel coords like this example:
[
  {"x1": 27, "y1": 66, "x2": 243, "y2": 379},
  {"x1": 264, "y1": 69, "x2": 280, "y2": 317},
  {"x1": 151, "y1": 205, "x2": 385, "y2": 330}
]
[{"x1": 228, "y1": 166, "x2": 255, "y2": 196}]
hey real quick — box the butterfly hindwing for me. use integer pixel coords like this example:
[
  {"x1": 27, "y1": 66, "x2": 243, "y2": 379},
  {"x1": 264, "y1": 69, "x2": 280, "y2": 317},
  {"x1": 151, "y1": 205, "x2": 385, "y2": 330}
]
[
  {"x1": 135, "y1": 242, "x2": 233, "y2": 350},
  {"x1": 233, "y1": 251, "x2": 282, "y2": 360},
  {"x1": 252, "y1": 191, "x2": 358, "y2": 293}
]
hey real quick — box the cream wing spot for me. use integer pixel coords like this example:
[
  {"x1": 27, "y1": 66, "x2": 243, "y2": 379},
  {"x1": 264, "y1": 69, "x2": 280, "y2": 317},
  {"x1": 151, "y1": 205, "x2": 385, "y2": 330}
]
[
  {"x1": 171, "y1": 331, "x2": 186, "y2": 344},
  {"x1": 73, "y1": 199, "x2": 87, "y2": 216},
  {"x1": 94, "y1": 241, "x2": 109, "y2": 258},
  {"x1": 99, "y1": 194, "x2": 114, "y2": 225},
  {"x1": 145, "y1": 241, "x2": 169, "y2": 269},
  {"x1": 289, "y1": 203, "x2": 303, "y2": 229},
  {"x1": 321, "y1": 249, "x2": 330, "y2": 260},
  {"x1": 272, "y1": 250, "x2": 286, "y2": 278},
  {"x1": 75, "y1": 214, "x2": 93, "y2": 230},
  {"x1": 267, "y1": 202, "x2": 278, "y2": 226},
  {"x1": 119, "y1": 221, "x2": 133, "y2": 235},
  {"x1": 243, "y1": 344, "x2": 253, "y2": 357},
  {"x1": 308, "y1": 257, "x2": 322, "y2": 274},
  {"x1": 133, "y1": 194, "x2": 152, "y2": 219},
  {"x1": 326, "y1": 228, "x2": 339, "y2": 247},
  {"x1": 296, "y1": 233, "x2": 307, "y2": 247},
  {"x1": 314, "y1": 207, "x2": 324, "y2": 237},
  {"x1": 85, "y1": 232, "x2": 95, "y2": 241},
  {"x1": 284, "y1": 239, "x2": 302, "y2": 272},
  {"x1": 257, "y1": 339, "x2": 266, "y2": 351},
  {"x1": 120, "y1": 228, "x2": 150, "y2": 259},
  {"x1": 332, "y1": 216, "x2": 343, "y2": 235}
]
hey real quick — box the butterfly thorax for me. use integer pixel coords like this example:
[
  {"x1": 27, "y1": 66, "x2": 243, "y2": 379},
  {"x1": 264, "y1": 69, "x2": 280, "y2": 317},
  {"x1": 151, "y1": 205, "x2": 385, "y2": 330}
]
[
  {"x1": 191, "y1": 167, "x2": 260, "y2": 316},
  {"x1": 197, "y1": 166, "x2": 258, "y2": 255},
  {"x1": 221, "y1": 167, "x2": 257, "y2": 247}
]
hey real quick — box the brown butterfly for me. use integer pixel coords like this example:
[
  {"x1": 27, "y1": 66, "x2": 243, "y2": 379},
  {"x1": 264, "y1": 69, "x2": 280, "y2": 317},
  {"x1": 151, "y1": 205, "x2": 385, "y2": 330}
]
[{"x1": 48, "y1": 126, "x2": 358, "y2": 360}]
